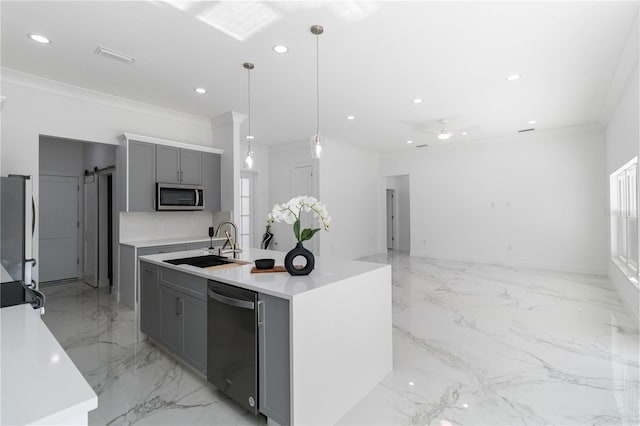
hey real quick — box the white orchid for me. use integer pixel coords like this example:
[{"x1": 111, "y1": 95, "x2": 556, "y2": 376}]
[{"x1": 267, "y1": 196, "x2": 330, "y2": 242}]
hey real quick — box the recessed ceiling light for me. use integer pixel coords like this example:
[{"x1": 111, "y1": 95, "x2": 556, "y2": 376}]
[
  {"x1": 528, "y1": 120, "x2": 537, "y2": 124},
  {"x1": 406, "y1": 140, "x2": 413, "y2": 144},
  {"x1": 273, "y1": 45, "x2": 288, "y2": 53},
  {"x1": 28, "y1": 33, "x2": 51, "y2": 44},
  {"x1": 194, "y1": 87, "x2": 207, "y2": 94},
  {"x1": 346, "y1": 115, "x2": 355, "y2": 120},
  {"x1": 506, "y1": 73, "x2": 521, "y2": 81},
  {"x1": 461, "y1": 132, "x2": 468, "y2": 136},
  {"x1": 412, "y1": 98, "x2": 423, "y2": 104}
]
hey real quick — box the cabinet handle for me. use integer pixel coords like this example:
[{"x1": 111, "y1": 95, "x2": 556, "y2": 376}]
[
  {"x1": 177, "y1": 171, "x2": 180, "y2": 182},
  {"x1": 257, "y1": 300, "x2": 264, "y2": 327},
  {"x1": 181, "y1": 170, "x2": 184, "y2": 182},
  {"x1": 176, "y1": 297, "x2": 183, "y2": 317}
]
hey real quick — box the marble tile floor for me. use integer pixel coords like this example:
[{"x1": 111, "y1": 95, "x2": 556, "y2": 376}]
[{"x1": 40, "y1": 252, "x2": 639, "y2": 425}]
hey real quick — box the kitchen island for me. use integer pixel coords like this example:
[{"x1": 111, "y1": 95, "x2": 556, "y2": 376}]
[{"x1": 138, "y1": 248, "x2": 392, "y2": 426}]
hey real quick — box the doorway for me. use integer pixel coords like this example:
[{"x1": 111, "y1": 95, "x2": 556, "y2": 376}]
[
  {"x1": 39, "y1": 174, "x2": 79, "y2": 282},
  {"x1": 39, "y1": 135, "x2": 117, "y2": 287},
  {"x1": 385, "y1": 175, "x2": 411, "y2": 253}
]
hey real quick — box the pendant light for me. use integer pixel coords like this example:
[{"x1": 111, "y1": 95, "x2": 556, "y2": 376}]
[
  {"x1": 310, "y1": 24, "x2": 324, "y2": 160},
  {"x1": 243, "y1": 62, "x2": 255, "y2": 169}
]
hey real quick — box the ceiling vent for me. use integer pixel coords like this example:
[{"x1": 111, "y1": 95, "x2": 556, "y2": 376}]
[
  {"x1": 94, "y1": 46, "x2": 135, "y2": 64},
  {"x1": 416, "y1": 144, "x2": 428, "y2": 148},
  {"x1": 518, "y1": 128, "x2": 535, "y2": 133}
]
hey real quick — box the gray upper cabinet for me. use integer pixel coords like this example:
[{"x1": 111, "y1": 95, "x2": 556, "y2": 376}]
[
  {"x1": 124, "y1": 134, "x2": 221, "y2": 212},
  {"x1": 156, "y1": 146, "x2": 202, "y2": 186},
  {"x1": 128, "y1": 140, "x2": 156, "y2": 212},
  {"x1": 180, "y1": 149, "x2": 203, "y2": 185},
  {"x1": 203, "y1": 153, "x2": 221, "y2": 211},
  {"x1": 156, "y1": 145, "x2": 181, "y2": 184}
]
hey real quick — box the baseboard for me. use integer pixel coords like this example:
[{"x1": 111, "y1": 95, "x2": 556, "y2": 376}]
[
  {"x1": 608, "y1": 260, "x2": 640, "y2": 321},
  {"x1": 408, "y1": 250, "x2": 608, "y2": 276}
]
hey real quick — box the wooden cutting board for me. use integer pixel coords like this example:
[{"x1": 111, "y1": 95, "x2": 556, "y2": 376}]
[
  {"x1": 250, "y1": 266, "x2": 287, "y2": 273},
  {"x1": 205, "y1": 263, "x2": 244, "y2": 271}
]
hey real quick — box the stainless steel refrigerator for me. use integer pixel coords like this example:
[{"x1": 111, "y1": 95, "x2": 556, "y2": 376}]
[{"x1": 1, "y1": 175, "x2": 44, "y2": 310}]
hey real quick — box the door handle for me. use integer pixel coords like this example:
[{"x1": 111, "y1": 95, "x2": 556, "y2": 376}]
[{"x1": 257, "y1": 300, "x2": 264, "y2": 327}]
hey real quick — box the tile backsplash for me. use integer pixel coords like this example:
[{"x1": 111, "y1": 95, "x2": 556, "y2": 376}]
[{"x1": 119, "y1": 210, "x2": 232, "y2": 242}]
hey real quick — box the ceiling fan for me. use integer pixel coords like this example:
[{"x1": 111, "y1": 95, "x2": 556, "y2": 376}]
[{"x1": 417, "y1": 119, "x2": 454, "y2": 140}]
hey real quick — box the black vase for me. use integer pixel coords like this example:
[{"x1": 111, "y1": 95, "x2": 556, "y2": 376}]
[
  {"x1": 284, "y1": 242, "x2": 315, "y2": 276},
  {"x1": 261, "y1": 230, "x2": 274, "y2": 250}
]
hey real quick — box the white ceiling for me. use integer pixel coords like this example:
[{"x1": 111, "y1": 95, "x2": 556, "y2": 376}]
[{"x1": 1, "y1": 1, "x2": 638, "y2": 152}]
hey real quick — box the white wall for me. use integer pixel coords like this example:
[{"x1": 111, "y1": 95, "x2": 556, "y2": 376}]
[
  {"x1": 605, "y1": 62, "x2": 639, "y2": 320},
  {"x1": 385, "y1": 175, "x2": 411, "y2": 252},
  {"x1": 83, "y1": 142, "x2": 117, "y2": 171},
  {"x1": 267, "y1": 142, "x2": 319, "y2": 253},
  {"x1": 319, "y1": 141, "x2": 382, "y2": 260},
  {"x1": 382, "y1": 126, "x2": 608, "y2": 274}
]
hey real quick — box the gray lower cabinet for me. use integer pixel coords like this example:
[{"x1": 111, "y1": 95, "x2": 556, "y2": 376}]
[
  {"x1": 140, "y1": 262, "x2": 291, "y2": 423},
  {"x1": 159, "y1": 284, "x2": 183, "y2": 353},
  {"x1": 259, "y1": 293, "x2": 291, "y2": 425},
  {"x1": 181, "y1": 294, "x2": 207, "y2": 370},
  {"x1": 140, "y1": 263, "x2": 160, "y2": 340},
  {"x1": 128, "y1": 140, "x2": 156, "y2": 212},
  {"x1": 141, "y1": 263, "x2": 208, "y2": 373}
]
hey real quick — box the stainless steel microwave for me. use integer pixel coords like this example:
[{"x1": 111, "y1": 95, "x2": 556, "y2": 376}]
[{"x1": 156, "y1": 183, "x2": 204, "y2": 211}]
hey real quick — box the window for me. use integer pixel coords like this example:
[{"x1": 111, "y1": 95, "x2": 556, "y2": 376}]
[
  {"x1": 239, "y1": 173, "x2": 253, "y2": 249},
  {"x1": 610, "y1": 158, "x2": 638, "y2": 279}
]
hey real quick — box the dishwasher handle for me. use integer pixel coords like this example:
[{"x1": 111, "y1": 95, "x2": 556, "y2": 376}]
[{"x1": 208, "y1": 289, "x2": 255, "y2": 310}]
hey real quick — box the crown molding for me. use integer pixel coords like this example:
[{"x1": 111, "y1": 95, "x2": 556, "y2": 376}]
[
  {"x1": 0, "y1": 67, "x2": 212, "y2": 128},
  {"x1": 210, "y1": 111, "x2": 246, "y2": 128},
  {"x1": 124, "y1": 132, "x2": 223, "y2": 154}
]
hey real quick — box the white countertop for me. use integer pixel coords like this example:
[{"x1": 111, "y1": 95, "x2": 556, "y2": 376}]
[
  {"x1": 120, "y1": 236, "x2": 226, "y2": 248},
  {"x1": 139, "y1": 248, "x2": 388, "y2": 300},
  {"x1": 0, "y1": 304, "x2": 98, "y2": 425}
]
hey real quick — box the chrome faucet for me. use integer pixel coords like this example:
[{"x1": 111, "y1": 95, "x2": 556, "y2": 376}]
[{"x1": 215, "y1": 221, "x2": 242, "y2": 257}]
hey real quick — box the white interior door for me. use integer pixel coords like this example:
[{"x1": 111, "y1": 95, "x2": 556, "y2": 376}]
[
  {"x1": 84, "y1": 176, "x2": 98, "y2": 288},
  {"x1": 386, "y1": 189, "x2": 395, "y2": 250},
  {"x1": 292, "y1": 166, "x2": 318, "y2": 254},
  {"x1": 39, "y1": 175, "x2": 79, "y2": 283},
  {"x1": 98, "y1": 174, "x2": 110, "y2": 287}
]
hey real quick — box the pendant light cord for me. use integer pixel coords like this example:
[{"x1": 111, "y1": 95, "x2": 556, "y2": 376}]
[
  {"x1": 247, "y1": 66, "x2": 252, "y2": 151},
  {"x1": 316, "y1": 32, "x2": 320, "y2": 135}
]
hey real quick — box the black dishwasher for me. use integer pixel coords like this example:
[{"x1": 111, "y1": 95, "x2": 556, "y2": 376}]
[{"x1": 207, "y1": 280, "x2": 260, "y2": 414}]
